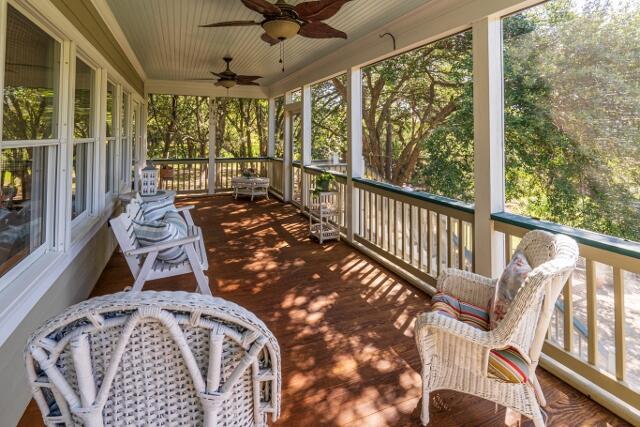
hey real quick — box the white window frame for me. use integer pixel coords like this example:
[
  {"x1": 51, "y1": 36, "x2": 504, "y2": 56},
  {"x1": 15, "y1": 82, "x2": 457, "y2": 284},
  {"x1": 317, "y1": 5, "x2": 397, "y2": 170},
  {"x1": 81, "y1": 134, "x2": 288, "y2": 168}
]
[
  {"x1": 0, "y1": 2, "x2": 66, "y2": 289},
  {"x1": 70, "y1": 54, "x2": 98, "y2": 230},
  {"x1": 104, "y1": 79, "x2": 117, "y2": 201}
]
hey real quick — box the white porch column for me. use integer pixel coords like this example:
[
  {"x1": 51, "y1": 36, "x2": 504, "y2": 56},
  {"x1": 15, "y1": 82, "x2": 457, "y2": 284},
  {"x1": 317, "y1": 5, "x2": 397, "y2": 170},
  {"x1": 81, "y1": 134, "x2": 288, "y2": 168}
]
[
  {"x1": 301, "y1": 84, "x2": 312, "y2": 207},
  {"x1": 346, "y1": 67, "x2": 363, "y2": 243},
  {"x1": 282, "y1": 92, "x2": 293, "y2": 202},
  {"x1": 208, "y1": 97, "x2": 217, "y2": 194},
  {"x1": 267, "y1": 97, "x2": 276, "y2": 157},
  {"x1": 473, "y1": 16, "x2": 505, "y2": 278}
]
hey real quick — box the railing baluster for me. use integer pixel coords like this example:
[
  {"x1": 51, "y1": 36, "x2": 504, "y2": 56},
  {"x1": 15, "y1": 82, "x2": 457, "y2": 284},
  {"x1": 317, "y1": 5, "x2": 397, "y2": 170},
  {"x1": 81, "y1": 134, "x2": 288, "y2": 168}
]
[
  {"x1": 458, "y1": 220, "x2": 465, "y2": 271},
  {"x1": 586, "y1": 259, "x2": 597, "y2": 366},
  {"x1": 447, "y1": 216, "x2": 453, "y2": 269},
  {"x1": 564, "y1": 275, "x2": 574, "y2": 353},
  {"x1": 614, "y1": 267, "x2": 625, "y2": 381}
]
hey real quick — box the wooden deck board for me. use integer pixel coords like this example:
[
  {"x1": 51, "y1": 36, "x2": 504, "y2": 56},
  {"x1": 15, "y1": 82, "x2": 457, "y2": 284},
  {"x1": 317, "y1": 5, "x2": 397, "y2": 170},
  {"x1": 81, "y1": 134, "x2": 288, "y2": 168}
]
[{"x1": 18, "y1": 196, "x2": 629, "y2": 426}]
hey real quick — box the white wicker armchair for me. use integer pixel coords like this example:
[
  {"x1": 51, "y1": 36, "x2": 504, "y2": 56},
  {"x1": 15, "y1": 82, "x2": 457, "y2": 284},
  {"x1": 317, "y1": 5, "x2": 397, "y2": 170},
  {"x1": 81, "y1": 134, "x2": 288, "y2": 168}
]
[
  {"x1": 25, "y1": 291, "x2": 281, "y2": 427},
  {"x1": 415, "y1": 230, "x2": 578, "y2": 426}
]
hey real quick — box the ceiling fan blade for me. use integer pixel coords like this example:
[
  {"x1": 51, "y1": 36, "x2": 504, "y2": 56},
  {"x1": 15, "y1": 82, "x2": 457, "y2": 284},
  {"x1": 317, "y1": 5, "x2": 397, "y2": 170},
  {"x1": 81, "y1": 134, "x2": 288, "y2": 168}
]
[
  {"x1": 299, "y1": 21, "x2": 347, "y2": 39},
  {"x1": 294, "y1": 0, "x2": 352, "y2": 22},
  {"x1": 241, "y1": 0, "x2": 281, "y2": 16},
  {"x1": 261, "y1": 33, "x2": 280, "y2": 45},
  {"x1": 237, "y1": 75, "x2": 263, "y2": 82},
  {"x1": 210, "y1": 71, "x2": 224, "y2": 78},
  {"x1": 238, "y1": 81, "x2": 260, "y2": 86},
  {"x1": 199, "y1": 20, "x2": 260, "y2": 28},
  {"x1": 190, "y1": 78, "x2": 217, "y2": 81}
]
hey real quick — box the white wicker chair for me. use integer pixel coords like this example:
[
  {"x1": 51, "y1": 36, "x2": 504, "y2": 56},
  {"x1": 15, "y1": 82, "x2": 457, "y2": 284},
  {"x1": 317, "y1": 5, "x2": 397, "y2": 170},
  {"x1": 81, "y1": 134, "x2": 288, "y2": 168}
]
[
  {"x1": 415, "y1": 230, "x2": 578, "y2": 426},
  {"x1": 25, "y1": 291, "x2": 281, "y2": 427}
]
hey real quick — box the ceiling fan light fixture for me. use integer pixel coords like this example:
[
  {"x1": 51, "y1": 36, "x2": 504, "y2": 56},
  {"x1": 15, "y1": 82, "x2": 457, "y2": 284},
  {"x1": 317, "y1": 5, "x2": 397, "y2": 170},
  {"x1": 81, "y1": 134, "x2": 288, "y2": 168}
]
[
  {"x1": 219, "y1": 79, "x2": 236, "y2": 89},
  {"x1": 262, "y1": 18, "x2": 300, "y2": 40}
]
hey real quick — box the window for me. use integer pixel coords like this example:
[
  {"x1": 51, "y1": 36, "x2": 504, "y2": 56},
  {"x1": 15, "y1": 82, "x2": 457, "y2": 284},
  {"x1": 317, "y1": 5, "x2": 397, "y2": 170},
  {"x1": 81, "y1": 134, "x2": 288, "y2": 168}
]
[
  {"x1": 361, "y1": 30, "x2": 474, "y2": 202},
  {"x1": 120, "y1": 92, "x2": 129, "y2": 185},
  {"x1": 311, "y1": 75, "x2": 347, "y2": 172},
  {"x1": 72, "y1": 58, "x2": 94, "y2": 220},
  {"x1": 274, "y1": 96, "x2": 284, "y2": 158},
  {"x1": 0, "y1": 5, "x2": 59, "y2": 277},
  {"x1": 105, "y1": 81, "x2": 115, "y2": 194},
  {"x1": 503, "y1": 1, "x2": 640, "y2": 242}
]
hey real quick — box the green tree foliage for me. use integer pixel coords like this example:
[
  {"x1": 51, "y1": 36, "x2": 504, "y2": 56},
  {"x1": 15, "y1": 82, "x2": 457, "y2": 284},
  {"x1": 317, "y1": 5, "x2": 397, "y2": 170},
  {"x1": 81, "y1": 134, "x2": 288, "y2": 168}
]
[
  {"x1": 360, "y1": 31, "x2": 474, "y2": 200},
  {"x1": 147, "y1": 94, "x2": 210, "y2": 159},
  {"x1": 215, "y1": 98, "x2": 268, "y2": 158},
  {"x1": 503, "y1": 0, "x2": 640, "y2": 241},
  {"x1": 311, "y1": 75, "x2": 347, "y2": 162}
]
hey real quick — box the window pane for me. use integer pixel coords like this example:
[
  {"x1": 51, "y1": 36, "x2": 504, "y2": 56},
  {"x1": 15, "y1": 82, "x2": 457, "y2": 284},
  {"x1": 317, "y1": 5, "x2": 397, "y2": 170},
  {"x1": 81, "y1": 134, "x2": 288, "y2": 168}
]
[
  {"x1": 105, "y1": 139, "x2": 113, "y2": 194},
  {"x1": 72, "y1": 142, "x2": 92, "y2": 219},
  {"x1": 0, "y1": 147, "x2": 49, "y2": 276},
  {"x1": 121, "y1": 92, "x2": 129, "y2": 136},
  {"x1": 362, "y1": 30, "x2": 474, "y2": 202},
  {"x1": 106, "y1": 82, "x2": 115, "y2": 138},
  {"x1": 3, "y1": 5, "x2": 59, "y2": 140},
  {"x1": 503, "y1": 1, "x2": 640, "y2": 241},
  {"x1": 74, "y1": 59, "x2": 93, "y2": 139},
  {"x1": 312, "y1": 75, "x2": 347, "y2": 172}
]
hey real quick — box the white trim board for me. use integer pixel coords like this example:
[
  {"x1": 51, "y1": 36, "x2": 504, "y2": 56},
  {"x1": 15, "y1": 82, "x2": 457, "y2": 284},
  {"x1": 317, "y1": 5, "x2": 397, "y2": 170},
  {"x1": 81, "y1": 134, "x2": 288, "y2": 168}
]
[{"x1": 90, "y1": 0, "x2": 147, "y2": 81}]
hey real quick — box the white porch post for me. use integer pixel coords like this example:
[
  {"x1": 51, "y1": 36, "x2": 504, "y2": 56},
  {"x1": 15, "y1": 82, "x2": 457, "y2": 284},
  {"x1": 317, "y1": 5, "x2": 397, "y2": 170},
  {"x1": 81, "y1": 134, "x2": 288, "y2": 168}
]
[
  {"x1": 282, "y1": 92, "x2": 293, "y2": 202},
  {"x1": 473, "y1": 16, "x2": 505, "y2": 278},
  {"x1": 346, "y1": 67, "x2": 363, "y2": 243},
  {"x1": 301, "y1": 84, "x2": 312, "y2": 207},
  {"x1": 267, "y1": 97, "x2": 276, "y2": 157},
  {"x1": 208, "y1": 97, "x2": 217, "y2": 194}
]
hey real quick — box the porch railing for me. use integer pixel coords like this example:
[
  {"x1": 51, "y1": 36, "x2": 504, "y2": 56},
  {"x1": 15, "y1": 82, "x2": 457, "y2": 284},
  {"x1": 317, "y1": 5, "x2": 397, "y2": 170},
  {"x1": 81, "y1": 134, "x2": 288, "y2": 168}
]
[
  {"x1": 493, "y1": 212, "x2": 640, "y2": 413},
  {"x1": 215, "y1": 157, "x2": 270, "y2": 192},
  {"x1": 353, "y1": 178, "x2": 475, "y2": 287},
  {"x1": 152, "y1": 158, "x2": 208, "y2": 194}
]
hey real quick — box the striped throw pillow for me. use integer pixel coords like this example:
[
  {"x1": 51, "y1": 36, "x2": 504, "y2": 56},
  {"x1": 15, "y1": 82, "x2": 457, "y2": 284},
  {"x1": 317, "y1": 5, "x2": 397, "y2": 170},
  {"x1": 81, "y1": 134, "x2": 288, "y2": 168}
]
[
  {"x1": 432, "y1": 292, "x2": 490, "y2": 330},
  {"x1": 136, "y1": 194, "x2": 177, "y2": 221},
  {"x1": 431, "y1": 291, "x2": 529, "y2": 383},
  {"x1": 163, "y1": 211, "x2": 188, "y2": 236},
  {"x1": 133, "y1": 219, "x2": 187, "y2": 264}
]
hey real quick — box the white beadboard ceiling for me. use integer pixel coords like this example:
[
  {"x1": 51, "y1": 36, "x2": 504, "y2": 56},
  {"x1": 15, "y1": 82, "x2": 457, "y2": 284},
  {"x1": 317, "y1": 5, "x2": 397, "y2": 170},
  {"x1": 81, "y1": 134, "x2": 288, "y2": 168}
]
[{"x1": 105, "y1": 0, "x2": 431, "y2": 86}]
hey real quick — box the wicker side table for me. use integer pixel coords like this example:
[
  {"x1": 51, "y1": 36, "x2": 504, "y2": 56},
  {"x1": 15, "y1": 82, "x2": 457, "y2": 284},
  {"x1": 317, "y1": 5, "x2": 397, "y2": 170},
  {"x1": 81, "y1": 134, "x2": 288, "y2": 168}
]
[{"x1": 309, "y1": 190, "x2": 341, "y2": 243}]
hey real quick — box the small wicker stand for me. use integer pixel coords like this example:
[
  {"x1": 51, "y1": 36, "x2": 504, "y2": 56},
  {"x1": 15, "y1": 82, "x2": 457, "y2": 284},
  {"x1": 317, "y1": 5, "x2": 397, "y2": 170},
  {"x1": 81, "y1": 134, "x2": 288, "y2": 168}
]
[{"x1": 309, "y1": 190, "x2": 341, "y2": 243}]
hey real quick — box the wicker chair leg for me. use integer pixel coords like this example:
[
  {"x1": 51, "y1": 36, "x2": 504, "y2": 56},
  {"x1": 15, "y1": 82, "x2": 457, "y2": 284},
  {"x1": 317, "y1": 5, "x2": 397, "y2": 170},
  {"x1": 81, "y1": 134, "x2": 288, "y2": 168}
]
[
  {"x1": 531, "y1": 374, "x2": 547, "y2": 407},
  {"x1": 531, "y1": 405, "x2": 545, "y2": 427},
  {"x1": 420, "y1": 390, "x2": 430, "y2": 426}
]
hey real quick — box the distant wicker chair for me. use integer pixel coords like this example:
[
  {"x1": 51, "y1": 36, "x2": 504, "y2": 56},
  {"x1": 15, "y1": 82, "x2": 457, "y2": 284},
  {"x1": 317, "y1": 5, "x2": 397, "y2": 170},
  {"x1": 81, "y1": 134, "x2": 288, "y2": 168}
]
[
  {"x1": 25, "y1": 291, "x2": 281, "y2": 426},
  {"x1": 415, "y1": 230, "x2": 578, "y2": 426}
]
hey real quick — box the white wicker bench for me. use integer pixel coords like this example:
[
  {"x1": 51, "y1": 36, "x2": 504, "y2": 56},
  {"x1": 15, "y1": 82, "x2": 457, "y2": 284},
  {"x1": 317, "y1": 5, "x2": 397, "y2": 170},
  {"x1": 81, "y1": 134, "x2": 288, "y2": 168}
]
[
  {"x1": 25, "y1": 291, "x2": 281, "y2": 426},
  {"x1": 110, "y1": 198, "x2": 210, "y2": 295}
]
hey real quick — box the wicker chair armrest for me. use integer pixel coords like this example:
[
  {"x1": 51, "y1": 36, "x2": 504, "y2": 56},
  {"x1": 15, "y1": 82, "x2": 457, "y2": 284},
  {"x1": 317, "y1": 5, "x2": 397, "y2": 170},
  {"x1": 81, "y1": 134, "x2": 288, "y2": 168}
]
[
  {"x1": 127, "y1": 228, "x2": 201, "y2": 256},
  {"x1": 416, "y1": 311, "x2": 507, "y2": 350},
  {"x1": 437, "y1": 268, "x2": 496, "y2": 308}
]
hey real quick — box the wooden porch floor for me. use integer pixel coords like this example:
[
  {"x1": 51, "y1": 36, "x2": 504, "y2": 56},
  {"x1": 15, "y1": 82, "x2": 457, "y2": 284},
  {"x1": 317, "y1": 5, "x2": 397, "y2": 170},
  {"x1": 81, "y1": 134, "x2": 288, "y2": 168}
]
[{"x1": 20, "y1": 196, "x2": 628, "y2": 426}]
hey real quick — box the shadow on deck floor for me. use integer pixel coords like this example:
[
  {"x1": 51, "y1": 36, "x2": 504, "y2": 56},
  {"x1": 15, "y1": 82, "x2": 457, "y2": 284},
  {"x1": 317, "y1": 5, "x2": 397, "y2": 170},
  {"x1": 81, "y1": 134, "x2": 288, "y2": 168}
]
[{"x1": 19, "y1": 196, "x2": 628, "y2": 426}]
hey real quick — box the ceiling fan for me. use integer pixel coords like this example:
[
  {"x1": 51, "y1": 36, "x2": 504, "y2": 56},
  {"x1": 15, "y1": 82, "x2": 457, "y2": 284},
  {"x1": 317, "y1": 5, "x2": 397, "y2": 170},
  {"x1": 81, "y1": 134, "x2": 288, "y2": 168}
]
[
  {"x1": 199, "y1": 0, "x2": 353, "y2": 45},
  {"x1": 193, "y1": 57, "x2": 262, "y2": 89}
]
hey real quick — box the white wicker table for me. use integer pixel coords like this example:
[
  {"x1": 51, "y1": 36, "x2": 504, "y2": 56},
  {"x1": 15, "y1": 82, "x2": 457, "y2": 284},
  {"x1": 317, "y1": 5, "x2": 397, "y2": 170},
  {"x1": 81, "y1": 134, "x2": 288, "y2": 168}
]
[
  {"x1": 231, "y1": 177, "x2": 270, "y2": 201},
  {"x1": 309, "y1": 190, "x2": 341, "y2": 243}
]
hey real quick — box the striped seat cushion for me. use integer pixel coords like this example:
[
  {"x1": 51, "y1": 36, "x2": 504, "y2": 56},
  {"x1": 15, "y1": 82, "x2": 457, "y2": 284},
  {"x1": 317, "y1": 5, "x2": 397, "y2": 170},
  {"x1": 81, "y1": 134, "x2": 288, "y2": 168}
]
[
  {"x1": 431, "y1": 292, "x2": 529, "y2": 384},
  {"x1": 163, "y1": 211, "x2": 188, "y2": 236},
  {"x1": 133, "y1": 219, "x2": 188, "y2": 264}
]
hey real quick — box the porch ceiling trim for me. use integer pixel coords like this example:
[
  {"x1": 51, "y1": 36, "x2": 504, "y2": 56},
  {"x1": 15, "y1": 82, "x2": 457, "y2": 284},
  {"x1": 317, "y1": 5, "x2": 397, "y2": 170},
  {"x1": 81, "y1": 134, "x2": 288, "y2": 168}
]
[{"x1": 50, "y1": 0, "x2": 145, "y2": 94}]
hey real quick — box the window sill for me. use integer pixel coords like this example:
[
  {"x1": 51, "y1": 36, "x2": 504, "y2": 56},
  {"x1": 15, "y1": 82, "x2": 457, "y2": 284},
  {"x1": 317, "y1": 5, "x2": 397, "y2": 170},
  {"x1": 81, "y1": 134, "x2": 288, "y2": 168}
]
[{"x1": 0, "y1": 209, "x2": 114, "y2": 348}]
